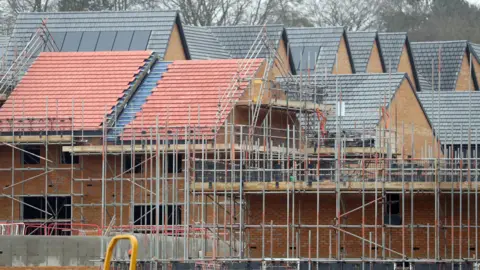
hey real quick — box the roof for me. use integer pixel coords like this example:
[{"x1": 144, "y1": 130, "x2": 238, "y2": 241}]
[
  {"x1": 183, "y1": 26, "x2": 231, "y2": 60},
  {"x1": 8, "y1": 11, "x2": 183, "y2": 61},
  {"x1": 123, "y1": 59, "x2": 264, "y2": 138},
  {"x1": 0, "y1": 35, "x2": 9, "y2": 57},
  {"x1": 0, "y1": 51, "x2": 152, "y2": 132},
  {"x1": 469, "y1": 42, "x2": 480, "y2": 65},
  {"x1": 378, "y1": 32, "x2": 407, "y2": 72},
  {"x1": 323, "y1": 73, "x2": 408, "y2": 130},
  {"x1": 347, "y1": 31, "x2": 381, "y2": 73},
  {"x1": 418, "y1": 91, "x2": 480, "y2": 144},
  {"x1": 286, "y1": 27, "x2": 345, "y2": 74},
  {"x1": 279, "y1": 73, "x2": 412, "y2": 134},
  {"x1": 110, "y1": 61, "x2": 170, "y2": 138},
  {"x1": 410, "y1": 40, "x2": 468, "y2": 91},
  {"x1": 207, "y1": 25, "x2": 284, "y2": 59}
]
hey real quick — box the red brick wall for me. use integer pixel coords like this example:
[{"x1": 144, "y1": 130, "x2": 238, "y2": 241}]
[
  {"x1": 247, "y1": 193, "x2": 480, "y2": 260},
  {"x1": 0, "y1": 145, "x2": 187, "y2": 227}
]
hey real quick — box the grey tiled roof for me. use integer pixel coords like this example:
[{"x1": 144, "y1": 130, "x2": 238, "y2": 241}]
[
  {"x1": 0, "y1": 35, "x2": 9, "y2": 57},
  {"x1": 279, "y1": 73, "x2": 410, "y2": 135},
  {"x1": 8, "y1": 10, "x2": 180, "y2": 61},
  {"x1": 469, "y1": 42, "x2": 480, "y2": 65},
  {"x1": 347, "y1": 31, "x2": 380, "y2": 73},
  {"x1": 286, "y1": 27, "x2": 344, "y2": 74},
  {"x1": 410, "y1": 41, "x2": 467, "y2": 91},
  {"x1": 208, "y1": 25, "x2": 284, "y2": 59},
  {"x1": 322, "y1": 73, "x2": 406, "y2": 130},
  {"x1": 418, "y1": 91, "x2": 480, "y2": 144},
  {"x1": 378, "y1": 32, "x2": 407, "y2": 72},
  {"x1": 183, "y1": 26, "x2": 231, "y2": 60}
]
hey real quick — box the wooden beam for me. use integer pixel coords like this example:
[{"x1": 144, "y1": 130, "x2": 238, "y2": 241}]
[
  {"x1": 63, "y1": 143, "x2": 393, "y2": 155},
  {"x1": 236, "y1": 99, "x2": 332, "y2": 112},
  {"x1": 0, "y1": 135, "x2": 72, "y2": 143},
  {"x1": 63, "y1": 143, "x2": 222, "y2": 154}
]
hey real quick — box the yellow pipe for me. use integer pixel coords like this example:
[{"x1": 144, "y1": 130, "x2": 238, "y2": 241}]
[{"x1": 103, "y1": 234, "x2": 138, "y2": 270}]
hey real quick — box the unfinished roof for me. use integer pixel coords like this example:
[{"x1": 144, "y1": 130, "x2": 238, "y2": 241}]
[
  {"x1": 378, "y1": 32, "x2": 407, "y2": 72},
  {"x1": 286, "y1": 27, "x2": 345, "y2": 73},
  {"x1": 183, "y1": 26, "x2": 231, "y2": 60},
  {"x1": 8, "y1": 11, "x2": 183, "y2": 61},
  {"x1": 418, "y1": 91, "x2": 480, "y2": 144},
  {"x1": 123, "y1": 59, "x2": 264, "y2": 138},
  {"x1": 347, "y1": 31, "x2": 381, "y2": 73},
  {"x1": 110, "y1": 61, "x2": 170, "y2": 138},
  {"x1": 0, "y1": 51, "x2": 152, "y2": 131},
  {"x1": 410, "y1": 40, "x2": 468, "y2": 91},
  {"x1": 207, "y1": 25, "x2": 284, "y2": 59}
]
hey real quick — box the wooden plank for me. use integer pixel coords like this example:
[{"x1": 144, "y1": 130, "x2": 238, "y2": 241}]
[
  {"x1": 63, "y1": 143, "x2": 224, "y2": 154},
  {"x1": 0, "y1": 135, "x2": 72, "y2": 143},
  {"x1": 63, "y1": 143, "x2": 393, "y2": 155},
  {"x1": 236, "y1": 99, "x2": 332, "y2": 112},
  {"x1": 269, "y1": 99, "x2": 332, "y2": 112}
]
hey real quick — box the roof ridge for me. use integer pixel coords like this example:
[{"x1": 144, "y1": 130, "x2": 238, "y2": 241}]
[
  {"x1": 294, "y1": 72, "x2": 406, "y2": 78},
  {"x1": 20, "y1": 10, "x2": 178, "y2": 15},
  {"x1": 412, "y1": 40, "x2": 468, "y2": 45},
  {"x1": 287, "y1": 26, "x2": 344, "y2": 30},
  {"x1": 348, "y1": 30, "x2": 378, "y2": 34},
  {"x1": 208, "y1": 24, "x2": 284, "y2": 28},
  {"x1": 327, "y1": 72, "x2": 405, "y2": 77},
  {"x1": 378, "y1": 32, "x2": 407, "y2": 35}
]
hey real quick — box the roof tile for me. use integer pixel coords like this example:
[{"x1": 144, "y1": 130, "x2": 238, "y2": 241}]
[
  {"x1": 123, "y1": 59, "x2": 264, "y2": 138},
  {"x1": 418, "y1": 91, "x2": 480, "y2": 144},
  {"x1": 279, "y1": 73, "x2": 410, "y2": 137},
  {"x1": 378, "y1": 32, "x2": 407, "y2": 72},
  {"x1": 411, "y1": 41, "x2": 467, "y2": 91},
  {"x1": 347, "y1": 31, "x2": 378, "y2": 73},
  {"x1": 286, "y1": 27, "x2": 344, "y2": 74},
  {"x1": 208, "y1": 25, "x2": 284, "y2": 59},
  {"x1": 0, "y1": 51, "x2": 152, "y2": 132},
  {"x1": 183, "y1": 26, "x2": 231, "y2": 60},
  {"x1": 7, "y1": 11, "x2": 178, "y2": 63}
]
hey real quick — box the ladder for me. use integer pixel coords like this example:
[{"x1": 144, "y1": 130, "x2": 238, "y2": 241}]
[
  {"x1": 214, "y1": 25, "x2": 267, "y2": 129},
  {"x1": 250, "y1": 27, "x2": 278, "y2": 128},
  {"x1": 0, "y1": 19, "x2": 59, "y2": 98}
]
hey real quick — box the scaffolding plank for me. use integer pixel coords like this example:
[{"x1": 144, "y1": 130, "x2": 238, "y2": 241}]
[
  {"x1": 0, "y1": 135, "x2": 72, "y2": 143},
  {"x1": 191, "y1": 181, "x2": 480, "y2": 192}
]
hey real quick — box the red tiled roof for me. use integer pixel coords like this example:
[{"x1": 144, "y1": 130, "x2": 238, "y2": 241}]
[
  {"x1": 0, "y1": 51, "x2": 152, "y2": 132},
  {"x1": 123, "y1": 59, "x2": 264, "y2": 138}
]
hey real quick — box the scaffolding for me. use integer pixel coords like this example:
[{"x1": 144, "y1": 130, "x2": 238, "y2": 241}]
[{"x1": 0, "y1": 26, "x2": 479, "y2": 270}]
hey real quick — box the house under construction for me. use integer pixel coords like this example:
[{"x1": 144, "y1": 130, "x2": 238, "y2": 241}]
[{"x1": 0, "y1": 11, "x2": 480, "y2": 270}]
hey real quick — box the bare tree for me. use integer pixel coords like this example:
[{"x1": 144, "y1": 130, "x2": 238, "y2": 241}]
[
  {"x1": 378, "y1": 0, "x2": 432, "y2": 33},
  {"x1": 309, "y1": 0, "x2": 381, "y2": 30},
  {"x1": 155, "y1": 0, "x2": 308, "y2": 26},
  {"x1": 5, "y1": 0, "x2": 54, "y2": 12},
  {"x1": 0, "y1": 0, "x2": 310, "y2": 32}
]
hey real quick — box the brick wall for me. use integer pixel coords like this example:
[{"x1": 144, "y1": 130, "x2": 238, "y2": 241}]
[
  {"x1": 0, "y1": 144, "x2": 187, "y2": 227},
  {"x1": 397, "y1": 44, "x2": 417, "y2": 90},
  {"x1": 247, "y1": 193, "x2": 480, "y2": 260},
  {"x1": 367, "y1": 40, "x2": 384, "y2": 73},
  {"x1": 332, "y1": 36, "x2": 353, "y2": 74},
  {"x1": 455, "y1": 52, "x2": 475, "y2": 91},
  {"x1": 164, "y1": 22, "x2": 187, "y2": 61},
  {"x1": 379, "y1": 79, "x2": 438, "y2": 158}
]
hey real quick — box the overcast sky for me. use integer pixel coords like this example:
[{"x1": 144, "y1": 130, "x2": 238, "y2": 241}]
[{"x1": 467, "y1": 0, "x2": 480, "y2": 5}]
